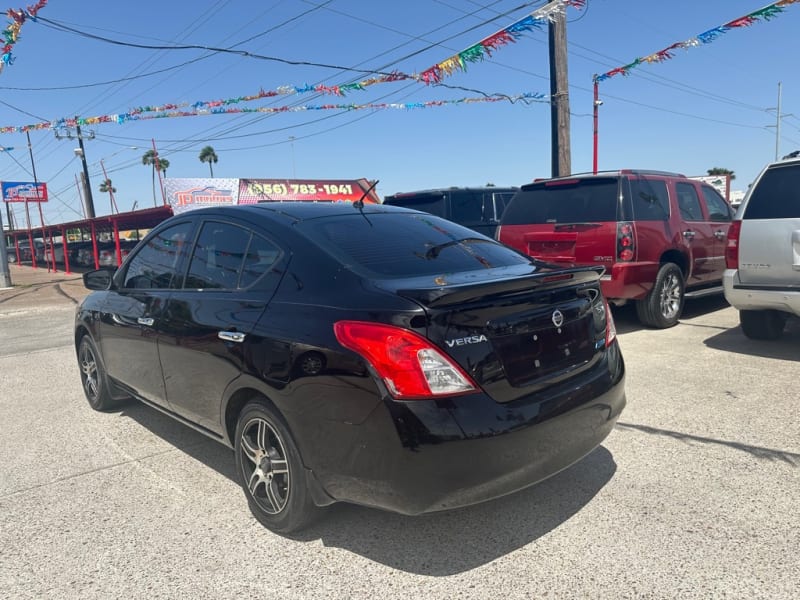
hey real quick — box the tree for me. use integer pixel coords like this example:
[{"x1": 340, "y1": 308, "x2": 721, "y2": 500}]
[
  {"x1": 99, "y1": 178, "x2": 118, "y2": 214},
  {"x1": 142, "y1": 150, "x2": 159, "y2": 206},
  {"x1": 706, "y1": 167, "x2": 735, "y2": 181},
  {"x1": 142, "y1": 151, "x2": 169, "y2": 206},
  {"x1": 199, "y1": 145, "x2": 218, "y2": 177}
]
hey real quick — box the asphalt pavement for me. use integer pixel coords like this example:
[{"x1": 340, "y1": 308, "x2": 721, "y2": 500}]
[{"x1": 0, "y1": 265, "x2": 798, "y2": 599}]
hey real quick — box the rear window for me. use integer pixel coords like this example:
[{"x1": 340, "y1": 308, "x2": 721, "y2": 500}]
[
  {"x1": 629, "y1": 178, "x2": 670, "y2": 221},
  {"x1": 298, "y1": 213, "x2": 531, "y2": 278},
  {"x1": 744, "y1": 163, "x2": 800, "y2": 219},
  {"x1": 383, "y1": 193, "x2": 446, "y2": 218},
  {"x1": 501, "y1": 178, "x2": 620, "y2": 225}
]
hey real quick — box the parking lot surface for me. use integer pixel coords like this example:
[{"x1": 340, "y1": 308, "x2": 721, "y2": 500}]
[{"x1": 1, "y1": 265, "x2": 798, "y2": 599}]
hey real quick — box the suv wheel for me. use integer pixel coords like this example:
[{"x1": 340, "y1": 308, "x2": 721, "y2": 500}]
[
  {"x1": 739, "y1": 309, "x2": 786, "y2": 340},
  {"x1": 636, "y1": 262, "x2": 685, "y2": 329},
  {"x1": 234, "y1": 401, "x2": 319, "y2": 533}
]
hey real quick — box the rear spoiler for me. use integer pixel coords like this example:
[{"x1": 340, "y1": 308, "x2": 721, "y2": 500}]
[{"x1": 391, "y1": 266, "x2": 604, "y2": 308}]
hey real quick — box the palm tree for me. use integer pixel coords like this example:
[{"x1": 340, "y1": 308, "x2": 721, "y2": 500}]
[
  {"x1": 98, "y1": 178, "x2": 118, "y2": 213},
  {"x1": 706, "y1": 167, "x2": 735, "y2": 181},
  {"x1": 158, "y1": 157, "x2": 170, "y2": 178},
  {"x1": 142, "y1": 150, "x2": 158, "y2": 206},
  {"x1": 199, "y1": 145, "x2": 218, "y2": 177}
]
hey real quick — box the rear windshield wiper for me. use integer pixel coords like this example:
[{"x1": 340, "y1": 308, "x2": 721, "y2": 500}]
[
  {"x1": 422, "y1": 237, "x2": 492, "y2": 259},
  {"x1": 553, "y1": 222, "x2": 602, "y2": 230}
]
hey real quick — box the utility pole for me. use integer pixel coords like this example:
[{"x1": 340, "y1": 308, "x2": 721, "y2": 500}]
[
  {"x1": 0, "y1": 208, "x2": 11, "y2": 288},
  {"x1": 75, "y1": 122, "x2": 96, "y2": 218},
  {"x1": 55, "y1": 119, "x2": 96, "y2": 219},
  {"x1": 549, "y1": 9, "x2": 571, "y2": 177}
]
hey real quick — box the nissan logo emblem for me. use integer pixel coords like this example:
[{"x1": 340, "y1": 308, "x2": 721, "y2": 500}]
[{"x1": 552, "y1": 309, "x2": 564, "y2": 328}]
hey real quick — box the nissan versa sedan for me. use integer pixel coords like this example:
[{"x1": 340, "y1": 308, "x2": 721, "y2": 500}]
[{"x1": 74, "y1": 202, "x2": 626, "y2": 533}]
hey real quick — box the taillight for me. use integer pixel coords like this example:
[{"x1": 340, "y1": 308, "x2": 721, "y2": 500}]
[
  {"x1": 617, "y1": 221, "x2": 635, "y2": 262},
  {"x1": 725, "y1": 220, "x2": 741, "y2": 269},
  {"x1": 333, "y1": 321, "x2": 478, "y2": 400},
  {"x1": 604, "y1": 300, "x2": 617, "y2": 347}
]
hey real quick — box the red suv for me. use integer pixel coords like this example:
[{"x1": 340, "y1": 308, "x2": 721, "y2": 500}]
[{"x1": 497, "y1": 170, "x2": 735, "y2": 328}]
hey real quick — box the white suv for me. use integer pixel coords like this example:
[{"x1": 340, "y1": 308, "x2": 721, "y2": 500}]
[{"x1": 723, "y1": 156, "x2": 800, "y2": 339}]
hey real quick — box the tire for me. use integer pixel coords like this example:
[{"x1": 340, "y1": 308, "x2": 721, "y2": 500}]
[
  {"x1": 739, "y1": 309, "x2": 786, "y2": 340},
  {"x1": 77, "y1": 336, "x2": 124, "y2": 411},
  {"x1": 234, "y1": 400, "x2": 319, "y2": 534},
  {"x1": 636, "y1": 262, "x2": 685, "y2": 329}
]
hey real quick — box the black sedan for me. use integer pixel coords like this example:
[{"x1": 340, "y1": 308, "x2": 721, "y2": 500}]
[{"x1": 74, "y1": 201, "x2": 625, "y2": 533}]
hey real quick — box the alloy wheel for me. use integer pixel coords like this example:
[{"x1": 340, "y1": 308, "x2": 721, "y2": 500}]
[
  {"x1": 79, "y1": 341, "x2": 99, "y2": 401},
  {"x1": 659, "y1": 273, "x2": 682, "y2": 320},
  {"x1": 239, "y1": 417, "x2": 290, "y2": 515}
]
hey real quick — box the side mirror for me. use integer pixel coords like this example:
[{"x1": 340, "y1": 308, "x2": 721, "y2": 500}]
[{"x1": 83, "y1": 268, "x2": 115, "y2": 291}]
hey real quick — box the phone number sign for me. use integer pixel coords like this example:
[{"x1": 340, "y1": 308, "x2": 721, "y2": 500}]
[{"x1": 239, "y1": 179, "x2": 378, "y2": 204}]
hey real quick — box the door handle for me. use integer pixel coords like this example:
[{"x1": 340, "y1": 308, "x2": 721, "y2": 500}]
[
  {"x1": 137, "y1": 317, "x2": 154, "y2": 326},
  {"x1": 218, "y1": 331, "x2": 246, "y2": 343},
  {"x1": 714, "y1": 230, "x2": 726, "y2": 240},
  {"x1": 682, "y1": 230, "x2": 695, "y2": 240}
]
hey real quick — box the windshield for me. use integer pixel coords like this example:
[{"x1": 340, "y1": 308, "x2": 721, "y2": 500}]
[{"x1": 297, "y1": 213, "x2": 531, "y2": 278}]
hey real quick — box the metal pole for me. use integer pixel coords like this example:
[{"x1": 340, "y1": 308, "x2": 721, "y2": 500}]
[
  {"x1": 593, "y1": 78, "x2": 599, "y2": 175},
  {"x1": 152, "y1": 138, "x2": 166, "y2": 206},
  {"x1": 775, "y1": 81, "x2": 782, "y2": 161},
  {"x1": 0, "y1": 209, "x2": 12, "y2": 288}
]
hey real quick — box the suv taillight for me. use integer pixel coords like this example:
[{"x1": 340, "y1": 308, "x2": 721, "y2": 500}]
[
  {"x1": 617, "y1": 221, "x2": 635, "y2": 262},
  {"x1": 333, "y1": 321, "x2": 478, "y2": 400},
  {"x1": 725, "y1": 220, "x2": 742, "y2": 269}
]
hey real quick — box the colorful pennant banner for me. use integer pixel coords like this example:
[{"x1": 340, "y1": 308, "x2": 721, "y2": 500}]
[
  {"x1": 1, "y1": 0, "x2": 48, "y2": 72},
  {"x1": 595, "y1": 0, "x2": 800, "y2": 82},
  {"x1": 419, "y1": 0, "x2": 584, "y2": 84},
  {"x1": 0, "y1": 93, "x2": 547, "y2": 134}
]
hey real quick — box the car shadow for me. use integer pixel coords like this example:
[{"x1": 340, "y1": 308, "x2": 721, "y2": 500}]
[
  {"x1": 611, "y1": 295, "x2": 731, "y2": 335},
  {"x1": 703, "y1": 316, "x2": 800, "y2": 361},
  {"x1": 120, "y1": 402, "x2": 617, "y2": 575}
]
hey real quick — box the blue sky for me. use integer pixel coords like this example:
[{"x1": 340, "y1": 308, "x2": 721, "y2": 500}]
[{"x1": 0, "y1": 0, "x2": 798, "y2": 228}]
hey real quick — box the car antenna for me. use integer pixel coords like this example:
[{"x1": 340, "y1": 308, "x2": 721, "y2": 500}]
[
  {"x1": 353, "y1": 179, "x2": 379, "y2": 225},
  {"x1": 353, "y1": 179, "x2": 379, "y2": 209}
]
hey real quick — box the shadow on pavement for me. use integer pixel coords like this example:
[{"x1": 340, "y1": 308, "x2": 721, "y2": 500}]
[
  {"x1": 611, "y1": 295, "x2": 731, "y2": 335},
  {"x1": 703, "y1": 317, "x2": 800, "y2": 362},
  {"x1": 120, "y1": 400, "x2": 617, "y2": 575},
  {"x1": 616, "y1": 421, "x2": 800, "y2": 466}
]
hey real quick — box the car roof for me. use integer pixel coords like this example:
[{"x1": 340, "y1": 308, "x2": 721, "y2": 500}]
[
  {"x1": 181, "y1": 201, "x2": 418, "y2": 224},
  {"x1": 385, "y1": 186, "x2": 519, "y2": 198}
]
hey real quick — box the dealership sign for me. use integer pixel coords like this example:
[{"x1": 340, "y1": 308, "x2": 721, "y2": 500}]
[
  {"x1": 1, "y1": 181, "x2": 48, "y2": 202},
  {"x1": 164, "y1": 177, "x2": 379, "y2": 213}
]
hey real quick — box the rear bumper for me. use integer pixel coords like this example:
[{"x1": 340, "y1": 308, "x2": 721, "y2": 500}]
[
  {"x1": 723, "y1": 270, "x2": 800, "y2": 316},
  {"x1": 307, "y1": 343, "x2": 626, "y2": 515},
  {"x1": 599, "y1": 261, "x2": 660, "y2": 301}
]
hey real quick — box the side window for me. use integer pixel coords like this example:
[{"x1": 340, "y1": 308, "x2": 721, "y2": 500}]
[
  {"x1": 675, "y1": 182, "x2": 704, "y2": 221},
  {"x1": 450, "y1": 191, "x2": 483, "y2": 223},
  {"x1": 744, "y1": 164, "x2": 800, "y2": 219},
  {"x1": 630, "y1": 178, "x2": 670, "y2": 221},
  {"x1": 185, "y1": 222, "x2": 250, "y2": 290},
  {"x1": 123, "y1": 222, "x2": 193, "y2": 289},
  {"x1": 489, "y1": 192, "x2": 516, "y2": 222},
  {"x1": 239, "y1": 235, "x2": 282, "y2": 288},
  {"x1": 701, "y1": 186, "x2": 732, "y2": 222}
]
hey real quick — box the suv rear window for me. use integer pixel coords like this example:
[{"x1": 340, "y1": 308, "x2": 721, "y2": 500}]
[
  {"x1": 501, "y1": 178, "x2": 620, "y2": 225},
  {"x1": 383, "y1": 193, "x2": 446, "y2": 218},
  {"x1": 744, "y1": 163, "x2": 800, "y2": 219},
  {"x1": 299, "y1": 213, "x2": 530, "y2": 278}
]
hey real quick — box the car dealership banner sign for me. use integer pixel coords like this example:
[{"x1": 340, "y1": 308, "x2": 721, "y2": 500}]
[
  {"x1": 1, "y1": 181, "x2": 48, "y2": 202},
  {"x1": 165, "y1": 178, "x2": 379, "y2": 213},
  {"x1": 164, "y1": 178, "x2": 240, "y2": 214},
  {"x1": 238, "y1": 178, "x2": 379, "y2": 204}
]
